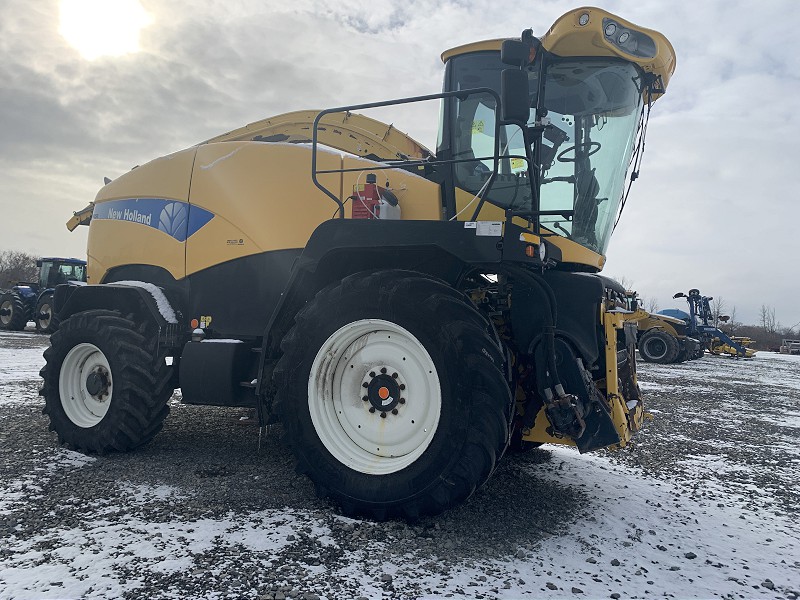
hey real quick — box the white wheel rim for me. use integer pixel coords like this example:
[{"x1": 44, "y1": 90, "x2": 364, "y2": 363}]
[
  {"x1": 59, "y1": 343, "x2": 113, "y2": 428},
  {"x1": 38, "y1": 302, "x2": 52, "y2": 328},
  {"x1": 308, "y1": 319, "x2": 441, "y2": 475},
  {"x1": 0, "y1": 299, "x2": 13, "y2": 325},
  {"x1": 644, "y1": 336, "x2": 668, "y2": 360}
]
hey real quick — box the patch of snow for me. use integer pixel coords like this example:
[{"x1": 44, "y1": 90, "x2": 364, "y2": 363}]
[
  {"x1": 112, "y1": 281, "x2": 178, "y2": 323},
  {"x1": 0, "y1": 348, "x2": 44, "y2": 385},
  {"x1": 198, "y1": 147, "x2": 244, "y2": 170}
]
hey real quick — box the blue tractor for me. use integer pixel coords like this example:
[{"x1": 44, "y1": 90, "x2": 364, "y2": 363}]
[
  {"x1": 0, "y1": 258, "x2": 87, "y2": 333},
  {"x1": 659, "y1": 289, "x2": 755, "y2": 358}
]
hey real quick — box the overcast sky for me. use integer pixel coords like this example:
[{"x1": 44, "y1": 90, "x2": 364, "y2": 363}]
[{"x1": 1, "y1": 0, "x2": 798, "y2": 328}]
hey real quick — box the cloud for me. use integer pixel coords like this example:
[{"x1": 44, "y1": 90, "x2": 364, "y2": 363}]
[{"x1": 0, "y1": 0, "x2": 798, "y2": 326}]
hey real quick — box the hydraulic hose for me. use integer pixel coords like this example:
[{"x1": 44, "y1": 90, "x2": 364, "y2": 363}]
[{"x1": 505, "y1": 265, "x2": 562, "y2": 392}]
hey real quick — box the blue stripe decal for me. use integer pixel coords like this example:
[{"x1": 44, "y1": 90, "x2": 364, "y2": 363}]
[
  {"x1": 188, "y1": 204, "x2": 215, "y2": 238},
  {"x1": 92, "y1": 198, "x2": 214, "y2": 242}
]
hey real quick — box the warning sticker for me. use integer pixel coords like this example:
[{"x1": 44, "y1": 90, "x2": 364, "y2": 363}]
[
  {"x1": 476, "y1": 221, "x2": 502, "y2": 237},
  {"x1": 471, "y1": 120, "x2": 485, "y2": 134},
  {"x1": 464, "y1": 221, "x2": 477, "y2": 229},
  {"x1": 511, "y1": 158, "x2": 526, "y2": 171}
]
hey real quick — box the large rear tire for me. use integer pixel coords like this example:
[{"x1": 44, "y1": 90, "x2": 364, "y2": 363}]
[
  {"x1": 274, "y1": 270, "x2": 512, "y2": 520},
  {"x1": 39, "y1": 310, "x2": 174, "y2": 452},
  {"x1": 35, "y1": 292, "x2": 57, "y2": 333},
  {"x1": 0, "y1": 291, "x2": 27, "y2": 331},
  {"x1": 639, "y1": 329, "x2": 679, "y2": 364}
]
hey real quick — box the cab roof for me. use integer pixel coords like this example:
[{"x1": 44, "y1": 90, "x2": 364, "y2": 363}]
[{"x1": 441, "y1": 7, "x2": 676, "y2": 95}]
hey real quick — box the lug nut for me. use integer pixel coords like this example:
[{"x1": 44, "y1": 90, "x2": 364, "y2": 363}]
[
  {"x1": 380, "y1": 367, "x2": 387, "y2": 374},
  {"x1": 380, "y1": 412, "x2": 387, "y2": 418},
  {"x1": 391, "y1": 409, "x2": 398, "y2": 415},
  {"x1": 362, "y1": 395, "x2": 369, "y2": 402},
  {"x1": 399, "y1": 384, "x2": 406, "y2": 390},
  {"x1": 369, "y1": 407, "x2": 376, "y2": 413},
  {"x1": 392, "y1": 372, "x2": 398, "y2": 379},
  {"x1": 362, "y1": 382, "x2": 369, "y2": 388},
  {"x1": 370, "y1": 371, "x2": 376, "y2": 377},
  {"x1": 399, "y1": 398, "x2": 406, "y2": 404}
]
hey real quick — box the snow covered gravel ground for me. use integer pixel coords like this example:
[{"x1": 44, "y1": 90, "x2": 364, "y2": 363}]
[{"x1": 1, "y1": 328, "x2": 798, "y2": 599}]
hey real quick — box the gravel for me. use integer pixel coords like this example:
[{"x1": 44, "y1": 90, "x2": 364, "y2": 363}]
[{"x1": 1, "y1": 330, "x2": 799, "y2": 599}]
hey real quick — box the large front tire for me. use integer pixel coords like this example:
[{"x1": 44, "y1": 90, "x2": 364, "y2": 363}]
[
  {"x1": 274, "y1": 270, "x2": 512, "y2": 520},
  {"x1": 0, "y1": 291, "x2": 27, "y2": 331},
  {"x1": 39, "y1": 310, "x2": 174, "y2": 452},
  {"x1": 639, "y1": 329, "x2": 679, "y2": 364}
]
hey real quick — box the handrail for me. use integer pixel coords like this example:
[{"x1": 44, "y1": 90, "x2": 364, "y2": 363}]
[{"x1": 311, "y1": 88, "x2": 508, "y2": 219}]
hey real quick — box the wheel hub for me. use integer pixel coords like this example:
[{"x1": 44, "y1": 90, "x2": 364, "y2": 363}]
[
  {"x1": 85, "y1": 367, "x2": 110, "y2": 400},
  {"x1": 363, "y1": 368, "x2": 404, "y2": 414},
  {"x1": 647, "y1": 338, "x2": 666, "y2": 357}
]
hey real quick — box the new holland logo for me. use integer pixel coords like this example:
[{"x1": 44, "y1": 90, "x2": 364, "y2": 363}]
[
  {"x1": 108, "y1": 207, "x2": 152, "y2": 226},
  {"x1": 92, "y1": 198, "x2": 214, "y2": 242}
]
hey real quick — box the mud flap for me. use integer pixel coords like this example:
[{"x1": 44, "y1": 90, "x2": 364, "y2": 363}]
[{"x1": 535, "y1": 338, "x2": 621, "y2": 453}]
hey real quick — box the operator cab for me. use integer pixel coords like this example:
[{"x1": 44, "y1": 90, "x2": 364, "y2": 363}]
[{"x1": 438, "y1": 8, "x2": 675, "y2": 269}]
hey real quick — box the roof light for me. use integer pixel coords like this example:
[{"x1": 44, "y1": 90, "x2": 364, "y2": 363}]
[
  {"x1": 602, "y1": 17, "x2": 657, "y2": 59},
  {"x1": 578, "y1": 12, "x2": 590, "y2": 26}
]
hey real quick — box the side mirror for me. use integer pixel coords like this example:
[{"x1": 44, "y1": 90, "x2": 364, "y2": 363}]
[
  {"x1": 673, "y1": 292, "x2": 686, "y2": 299},
  {"x1": 719, "y1": 315, "x2": 730, "y2": 322},
  {"x1": 501, "y1": 68, "x2": 530, "y2": 124}
]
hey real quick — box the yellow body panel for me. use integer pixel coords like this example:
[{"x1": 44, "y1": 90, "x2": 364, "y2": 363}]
[
  {"x1": 88, "y1": 147, "x2": 196, "y2": 283},
  {"x1": 186, "y1": 142, "x2": 342, "y2": 275},
  {"x1": 204, "y1": 110, "x2": 433, "y2": 163},
  {"x1": 633, "y1": 312, "x2": 683, "y2": 336},
  {"x1": 441, "y1": 39, "x2": 506, "y2": 63},
  {"x1": 87, "y1": 221, "x2": 186, "y2": 283},
  {"x1": 99, "y1": 148, "x2": 196, "y2": 202}
]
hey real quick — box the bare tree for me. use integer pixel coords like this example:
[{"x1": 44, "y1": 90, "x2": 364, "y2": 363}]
[
  {"x1": 760, "y1": 304, "x2": 778, "y2": 335},
  {"x1": 614, "y1": 275, "x2": 634, "y2": 291},
  {"x1": 720, "y1": 306, "x2": 740, "y2": 334},
  {"x1": 0, "y1": 250, "x2": 39, "y2": 289},
  {"x1": 711, "y1": 296, "x2": 727, "y2": 329},
  {"x1": 788, "y1": 320, "x2": 800, "y2": 336},
  {"x1": 646, "y1": 296, "x2": 659, "y2": 313}
]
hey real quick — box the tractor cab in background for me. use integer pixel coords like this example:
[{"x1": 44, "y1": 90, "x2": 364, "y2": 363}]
[{"x1": 0, "y1": 258, "x2": 86, "y2": 333}]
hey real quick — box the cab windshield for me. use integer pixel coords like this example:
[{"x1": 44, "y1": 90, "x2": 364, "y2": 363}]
[{"x1": 445, "y1": 52, "x2": 645, "y2": 255}]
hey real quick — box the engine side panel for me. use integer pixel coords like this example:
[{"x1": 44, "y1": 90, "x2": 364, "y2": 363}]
[
  {"x1": 87, "y1": 147, "x2": 197, "y2": 283},
  {"x1": 186, "y1": 142, "x2": 342, "y2": 276}
]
